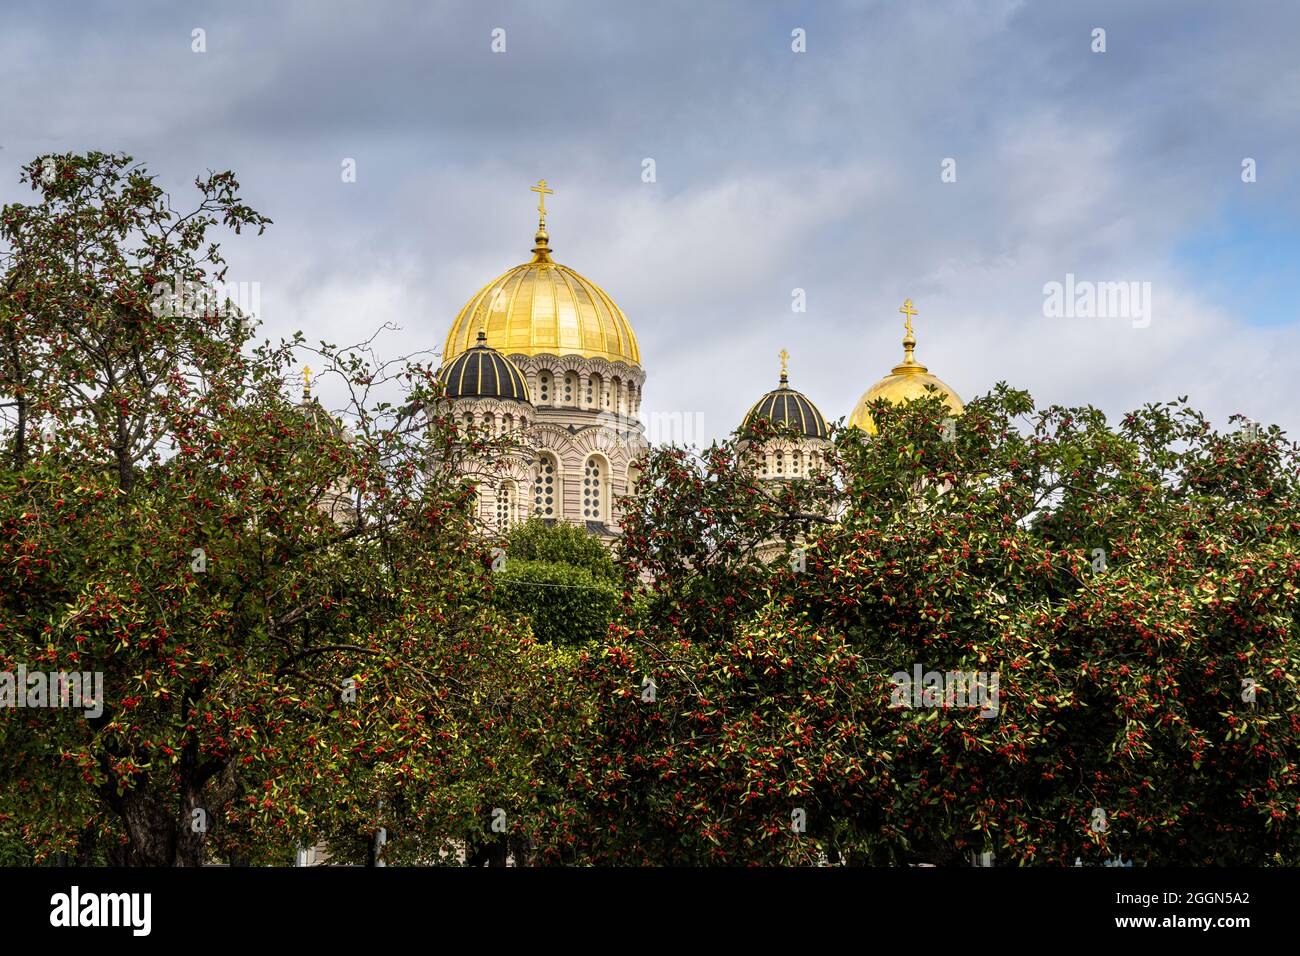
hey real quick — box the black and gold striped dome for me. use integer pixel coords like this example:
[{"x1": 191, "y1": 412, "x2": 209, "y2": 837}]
[
  {"x1": 742, "y1": 368, "x2": 829, "y2": 439},
  {"x1": 437, "y1": 331, "x2": 532, "y2": 404}
]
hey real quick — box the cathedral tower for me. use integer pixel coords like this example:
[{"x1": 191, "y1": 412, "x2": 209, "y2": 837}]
[{"x1": 438, "y1": 181, "x2": 648, "y2": 536}]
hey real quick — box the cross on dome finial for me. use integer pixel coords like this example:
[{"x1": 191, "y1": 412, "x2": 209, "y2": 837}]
[
  {"x1": 530, "y1": 179, "x2": 555, "y2": 262},
  {"x1": 899, "y1": 299, "x2": 918, "y2": 365},
  {"x1": 779, "y1": 348, "x2": 790, "y2": 385},
  {"x1": 531, "y1": 179, "x2": 553, "y2": 225},
  {"x1": 899, "y1": 299, "x2": 917, "y2": 336},
  {"x1": 302, "y1": 365, "x2": 312, "y2": 398}
]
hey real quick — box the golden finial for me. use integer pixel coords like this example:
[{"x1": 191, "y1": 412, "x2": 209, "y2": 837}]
[
  {"x1": 899, "y1": 299, "x2": 918, "y2": 365},
  {"x1": 530, "y1": 179, "x2": 555, "y2": 262},
  {"x1": 302, "y1": 365, "x2": 312, "y2": 398},
  {"x1": 779, "y1": 348, "x2": 790, "y2": 385}
]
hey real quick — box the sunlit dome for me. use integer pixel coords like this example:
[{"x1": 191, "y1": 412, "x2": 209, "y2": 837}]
[
  {"x1": 848, "y1": 300, "x2": 964, "y2": 434},
  {"x1": 442, "y1": 181, "x2": 640, "y2": 366}
]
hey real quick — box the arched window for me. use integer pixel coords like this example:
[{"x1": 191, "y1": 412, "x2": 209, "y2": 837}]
[
  {"x1": 497, "y1": 480, "x2": 516, "y2": 529},
  {"x1": 564, "y1": 372, "x2": 576, "y2": 405},
  {"x1": 533, "y1": 452, "x2": 560, "y2": 517},
  {"x1": 582, "y1": 455, "x2": 608, "y2": 522},
  {"x1": 538, "y1": 371, "x2": 551, "y2": 404},
  {"x1": 792, "y1": 450, "x2": 802, "y2": 476},
  {"x1": 503, "y1": 413, "x2": 513, "y2": 434},
  {"x1": 588, "y1": 373, "x2": 602, "y2": 408},
  {"x1": 484, "y1": 412, "x2": 496, "y2": 436},
  {"x1": 774, "y1": 450, "x2": 784, "y2": 476}
]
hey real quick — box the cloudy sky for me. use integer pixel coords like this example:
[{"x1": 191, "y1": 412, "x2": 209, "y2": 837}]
[{"x1": 3, "y1": 0, "x2": 1297, "y2": 444}]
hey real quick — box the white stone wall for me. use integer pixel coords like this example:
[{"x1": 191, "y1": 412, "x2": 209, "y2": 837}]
[
  {"x1": 439, "y1": 396, "x2": 536, "y2": 531},
  {"x1": 509, "y1": 353, "x2": 648, "y2": 534},
  {"x1": 442, "y1": 354, "x2": 649, "y2": 537}
]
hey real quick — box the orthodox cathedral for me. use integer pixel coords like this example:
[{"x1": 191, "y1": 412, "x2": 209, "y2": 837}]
[{"x1": 434, "y1": 182, "x2": 963, "y2": 535}]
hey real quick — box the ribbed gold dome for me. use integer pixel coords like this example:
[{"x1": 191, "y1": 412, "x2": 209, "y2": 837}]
[
  {"x1": 849, "y1": 300, "x2": 963, "y2": 434},
  {"x1": 443, "y1": 215, "x2": 640, "y2": 366}
]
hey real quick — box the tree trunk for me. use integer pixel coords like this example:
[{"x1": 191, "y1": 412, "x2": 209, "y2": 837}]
[
  {"x1": 465, "y1": 836, "x2": 508, "y2": 867},
  {"x1": 103, "y1": 785, "x2": 207, "y2": 866}
]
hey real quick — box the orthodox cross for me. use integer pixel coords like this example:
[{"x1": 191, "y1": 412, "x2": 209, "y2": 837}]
[
  {"x1": 531, "y1": 179, "x2": 554, "y2": 223},
  {"x1": 899, "y1": 299, "x2": 918, "y2": 337}
]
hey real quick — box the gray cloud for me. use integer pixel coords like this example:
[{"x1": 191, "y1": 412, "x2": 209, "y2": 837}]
[{"x1": 2, "y1": 0, "x2": 1297, "y2": 442}]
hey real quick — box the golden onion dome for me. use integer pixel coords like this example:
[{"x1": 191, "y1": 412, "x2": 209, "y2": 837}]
[
  {"x1": 848, "y1": 300, "x2": 964, "y2": 434},
  {"x1": 443, "y1": 181, "x2": 640, "y2": 366}
]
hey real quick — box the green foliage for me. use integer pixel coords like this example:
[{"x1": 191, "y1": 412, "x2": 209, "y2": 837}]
[
  {"x1": 5, "y1": 151, "x2": 1297, "y2": 868},
  {"x1": 503, "y1": 518, "x2": 618, "y2": 580},
  {"x1": 494, "y1": 559, "x2": 620, "y2": 647},
  {"x1": 491, "y1": 520, "x2": 621, "y2": 646},
  {"x1": 614, "y1": 421, "x2": 838, "y2": 647},
  {"x1": 0, "y1": 151, "x2": 557, "y2": 866},
  {"x1": 523, "y1": 388, "x2": 1300, "y2": 866}
]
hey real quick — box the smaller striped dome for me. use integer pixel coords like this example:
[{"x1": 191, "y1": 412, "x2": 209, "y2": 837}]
[
  {"x1": 437, "y1": 331, "x2": 532, "y2": 404},
  {"x1": 742, "y1": 369, "x2": 829, "y2": 440},
  {"x1": 297, "y1": 397, "x2": 346, "y2": 438}
]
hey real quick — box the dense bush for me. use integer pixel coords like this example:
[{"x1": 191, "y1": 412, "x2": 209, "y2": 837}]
[
  {"x1": 0, "y1": 152, "x2": 546, "y2": 866},
  {"x1": 492, "y1": 520, "x2": 622, "y2": 646},
  {"x1": 519, "y1": 389, "x2": 1300, "y2": 866}
]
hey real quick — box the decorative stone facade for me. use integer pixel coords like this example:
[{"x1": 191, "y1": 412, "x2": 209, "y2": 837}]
[
  {"x1": 500, "y1": 353, "x2": 647, "y2": 537},
  {"x1": 439, "y1": 353, "x2": 648, "y2": 538},
  {"x1": 744, "y1": 436, "x2": 832, "y2": 481},
  {"x1": 442, "y1": 395, "x2": 538, "y2": 532}
]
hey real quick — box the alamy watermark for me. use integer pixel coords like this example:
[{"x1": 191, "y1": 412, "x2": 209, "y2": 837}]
[
  {"x1": 1, "y1": 666, "x2": 104, "y2": 718},
  {"x1": 1043, "y1": 273, "x2": 1151, "y2": 328},
  {"x1": 50, "y1": 886, "x2": 151, "y2": 936},
  {"x1": 890, "y1": 665, "x2": 1000, "y2": 718},
  {"x1": 593, "y1": 410, "x2": 704, "y2": 452},
  {"x1": 150, "y1": 278, "x2": 261, "y2": 321}
]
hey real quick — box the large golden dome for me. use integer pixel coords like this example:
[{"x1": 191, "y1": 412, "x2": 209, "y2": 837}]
[
  {"x1": 849, "y1": 300, "x2": 963, "y2": 434},
  {"x1": 443, "y1": 185, "x2": 640, "y2": 366}
]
